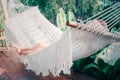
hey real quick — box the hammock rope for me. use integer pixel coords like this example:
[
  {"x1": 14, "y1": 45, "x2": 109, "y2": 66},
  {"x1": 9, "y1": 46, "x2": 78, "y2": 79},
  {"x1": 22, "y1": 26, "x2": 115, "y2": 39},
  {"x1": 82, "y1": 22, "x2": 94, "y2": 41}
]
[
  {"x1": 72, "y1": 2, "x2": 120, "y2": 40},
  {"x1": 82, "y1": 2, "x2": 120, "y2": 31},
  {"x1": 104, "y1": 9, "x2": 120, "y2": 22},
  {"x1": 84, "y1": 2, "x2": 120, "y2": 22}
]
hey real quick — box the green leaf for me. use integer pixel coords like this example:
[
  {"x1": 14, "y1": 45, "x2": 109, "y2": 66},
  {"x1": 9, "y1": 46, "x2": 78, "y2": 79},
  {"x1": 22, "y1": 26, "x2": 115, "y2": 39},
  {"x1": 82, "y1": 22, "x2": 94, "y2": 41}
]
[
  {"x1": 103, "y1": 65, "x2": 112, "y2": 75},
  {"x1": 72, "y1": 59, "x2": 86, "y2": 71},
  {"x1": 82, "y1": 63, "x2": 106, "y2": 80},
  {"x1": 110, "y1": 27, "x2": 117, "y2": 33},
  {"x1": 56, "y1": 8, "x2": 67, "y2": 30},
  {"x1": 67, "y1": 11, "x2": 76, "y2": 22},
  {"x1": 114, "y1": 59, "x2": 120, "y2": 73},
  {"x1": 82, "y1": 63, "x2": 100, "y2": 71},
  {"x1": 107, "y1": 59, "x2": 120, "y2": 80}
]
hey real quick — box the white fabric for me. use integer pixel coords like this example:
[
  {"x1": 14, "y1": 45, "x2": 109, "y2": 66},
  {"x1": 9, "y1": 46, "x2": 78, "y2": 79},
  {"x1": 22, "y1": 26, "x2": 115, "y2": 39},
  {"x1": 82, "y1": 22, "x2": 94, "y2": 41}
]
[
  {"x1": 20, "y1": 29, "x2": 72, "y2": 76},
  {"x1": 71, "y1": 29, "x2": 115, "y2": 60},
  {"x1": 71, "y1": 20, "x2": 116, "y2": 60},
  {"x1": 6, "y1": 7, "x2": 62, "y2": 47},
  {"x1": 96, "y1": 42, "x2": 120, "y2": 65},
  {"x1": 5, "y1": 7, "x2": 72, "y2": 76}
]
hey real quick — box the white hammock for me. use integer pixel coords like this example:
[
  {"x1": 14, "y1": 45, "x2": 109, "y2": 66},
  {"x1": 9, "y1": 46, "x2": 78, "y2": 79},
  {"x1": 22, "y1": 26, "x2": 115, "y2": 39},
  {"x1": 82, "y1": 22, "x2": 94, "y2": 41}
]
[
  {"x1": 5, "y1": 7, "x2": 72, "y2": 76},
  {"x1": 5, "y1": 2, "x2": 120, "y2": 76}
]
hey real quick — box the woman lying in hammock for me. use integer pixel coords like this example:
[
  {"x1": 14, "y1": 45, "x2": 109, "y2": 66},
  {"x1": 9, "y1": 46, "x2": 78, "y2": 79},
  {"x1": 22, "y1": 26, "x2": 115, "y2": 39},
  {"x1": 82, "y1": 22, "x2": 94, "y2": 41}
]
[
  {"x1": 12, "y1": 43, "x2": 47, "y2": 55},
  {"x1": 13, "y1": 19, "x2": 108, "y2": 55}
]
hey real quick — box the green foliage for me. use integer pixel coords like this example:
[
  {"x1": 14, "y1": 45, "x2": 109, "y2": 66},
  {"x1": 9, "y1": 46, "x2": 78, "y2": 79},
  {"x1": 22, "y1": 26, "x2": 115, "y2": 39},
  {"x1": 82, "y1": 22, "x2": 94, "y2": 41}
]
[
  {"x1": 75, "y1": 0, "x2": 103, "y2": 19},
  {"x1": 20, "y1": 0, "x2": 37, "y2": 6},
  {"x1": 44, "y1": 0, "x2": 58, "y2": 24},
  {"x1": 21, "y1": 0, "x2": 75, "y2": 24},
  {"x1": 72, "y1": 42, "x2": 120, "y2": 80},
  {"x1": 72, "y1": 59, "x2": 86, "y2": 71},
  {"x1": 67, "y1": 11, "x2": 76, "y2": 22},
  {"x1": 107, "y1": 59, "x2": 120, "y2": 80},
  {"x1": 56, "y1": 8, "x2": 67, "y2": 31},
  {"x1": 56, "y1": 0, "x2": 76, "y2": 13},
  {"x1": 82, "y1": 63, "x2": 106, "y2": 80},
  {"x1": 0, "y1": 8, "x2": 4, "y2": 30},
  {"x1": 43, "y1": 0, "x2": 76, "y2": 24},
  {"x1": 56, "y1": 8, "x2": 76, "y2": 31},
  {"x1": 110, "y1": 27, "x2": 117, "y2": 33},
  {"x1": 72, "y1": 50, "x2": 120, "y2": 80},
  {"x1": 21, "y1": 0, "x2": 103, "y2": 24},
  {"x1": 72, "y1": 57, "x2": 95, "y2": 71}
]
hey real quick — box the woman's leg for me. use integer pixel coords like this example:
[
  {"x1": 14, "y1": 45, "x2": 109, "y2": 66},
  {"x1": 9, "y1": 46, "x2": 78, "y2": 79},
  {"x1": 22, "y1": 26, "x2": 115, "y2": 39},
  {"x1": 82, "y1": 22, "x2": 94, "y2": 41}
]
[{"x1": 12, "y1": 43, "x2": 47, "y2": 55}]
